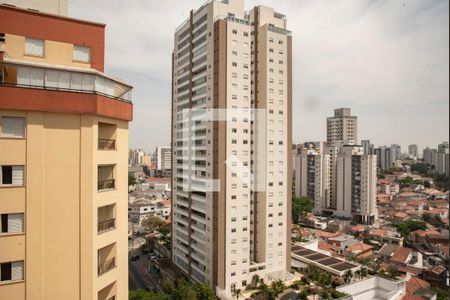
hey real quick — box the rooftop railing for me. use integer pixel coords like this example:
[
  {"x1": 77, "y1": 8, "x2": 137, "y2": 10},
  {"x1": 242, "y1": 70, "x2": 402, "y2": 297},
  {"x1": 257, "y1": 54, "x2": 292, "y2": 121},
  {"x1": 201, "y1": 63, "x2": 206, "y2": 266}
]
[
  {"x1": 0, "y1": 59, "x2": 132, "y2": 102},
  {"x1": 267, "y1": 24, "x2": 292, "y2": 36}
]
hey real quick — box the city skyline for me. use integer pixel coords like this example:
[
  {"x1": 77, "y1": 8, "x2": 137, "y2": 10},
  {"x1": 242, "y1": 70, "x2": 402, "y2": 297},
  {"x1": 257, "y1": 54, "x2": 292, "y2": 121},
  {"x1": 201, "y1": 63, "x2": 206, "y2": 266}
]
[{"x1": 69, "y1": 0, "x2": 449, "y2": 152}]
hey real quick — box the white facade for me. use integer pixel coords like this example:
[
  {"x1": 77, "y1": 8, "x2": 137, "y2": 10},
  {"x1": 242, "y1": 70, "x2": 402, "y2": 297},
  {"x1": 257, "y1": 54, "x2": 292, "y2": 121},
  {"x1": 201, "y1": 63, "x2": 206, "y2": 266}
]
[
  {"x1": 337, "y1": 276, "x2": 406, "y2": 300},
  {"x1": 2, "y1": 0, "x2": 67, "y2": 16},
  {"x1": 327, "y1": 108, "x2": 357, "y2": 146},
  {"x1": 128, "y1": 199, "x2": 171, "y2": 225},
  {"x1": 156, "y1": 147, "x2": 172, "y2": 171},
  {"x1": 408, "y1": 144, "x2": 419, "y2": 158},
  {"x1": 172, "y1": 0, "x2": 291, "y2": 297},
  {"x1": 335, "y1": 146, "x2": 377, "y2": 224}
]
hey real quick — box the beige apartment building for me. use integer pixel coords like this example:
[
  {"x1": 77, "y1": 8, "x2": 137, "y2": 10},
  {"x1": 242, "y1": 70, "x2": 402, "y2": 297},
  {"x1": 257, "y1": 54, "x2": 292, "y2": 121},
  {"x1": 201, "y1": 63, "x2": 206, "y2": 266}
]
[
  {"x1": 171, "y1": 0, "x2": 292, "y2": 298},
  {"x1": 0, "y1": 4, "x2": 132, "y2": 300},
  {"x1": 327, "y1": 108, "x2": 358, "y2": 146}
]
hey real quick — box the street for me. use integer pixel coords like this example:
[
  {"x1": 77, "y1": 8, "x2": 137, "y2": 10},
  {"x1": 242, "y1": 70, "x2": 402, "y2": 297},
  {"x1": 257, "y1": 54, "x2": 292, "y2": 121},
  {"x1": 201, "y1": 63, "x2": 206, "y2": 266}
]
[{"x1": 128, "y1": 252, "x2": 163, "y2": 292}]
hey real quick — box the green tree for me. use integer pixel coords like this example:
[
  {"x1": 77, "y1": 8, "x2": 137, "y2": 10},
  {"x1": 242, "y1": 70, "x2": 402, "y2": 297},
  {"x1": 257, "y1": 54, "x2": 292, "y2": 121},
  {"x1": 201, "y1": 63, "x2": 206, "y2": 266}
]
[
  {"x1": 195, "y1": 283, "x2": 216, "y2": 300},
  {"x1": 401, "y1": 177, "x2": 414, "y2": 186},
  {"x1": 160, "y1": 278, "x2": 175, "y2": 294},
  {"x1": 343, "y1": 270, "x2": 353, "y2": 284},
  {"x1": 424, "y1": 181, "x2": 432, "y2": 188},
  {"x1": 232, "y1": 288, "x2": 243, "y2": 299},
  {"x1": 129, "y1": 290, "x2": 169, "y2": 300},
  {"x1": 141, "y1": 216, "x2": 165, "y2": 233},
  {"x1": 129, "y1": 174, "x2": 137, "y2": 186},
  {"x1": 292, "y1": 196, "x2": 313, "y2": 223}
]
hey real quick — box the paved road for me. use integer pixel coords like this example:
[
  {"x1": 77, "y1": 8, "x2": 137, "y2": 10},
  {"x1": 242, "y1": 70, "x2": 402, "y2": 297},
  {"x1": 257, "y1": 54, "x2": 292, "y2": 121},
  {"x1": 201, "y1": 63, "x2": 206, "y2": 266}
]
[{"x1": 128, "y1": 254, "x2": 162, "y2": 291}]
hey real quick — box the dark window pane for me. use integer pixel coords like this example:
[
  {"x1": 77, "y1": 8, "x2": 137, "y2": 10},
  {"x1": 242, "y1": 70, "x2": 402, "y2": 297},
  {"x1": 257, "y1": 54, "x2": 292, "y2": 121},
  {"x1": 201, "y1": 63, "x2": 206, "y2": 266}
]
[
  {"x1": 1, "y1": 262, "x2": 12, "y2": 281},
  {"x1": 1, "y1": 166, "x2": 12, "y2": 184},
  {"x1": 1, "y1": 214, "x2": 7, "y2": 233}
]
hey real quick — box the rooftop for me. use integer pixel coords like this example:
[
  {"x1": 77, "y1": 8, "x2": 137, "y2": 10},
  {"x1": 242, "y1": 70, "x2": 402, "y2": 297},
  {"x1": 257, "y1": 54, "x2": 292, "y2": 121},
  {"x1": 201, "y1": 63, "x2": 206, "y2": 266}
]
[{"x1": 391, "y1": 247, "x2": 412, "y2": 264}]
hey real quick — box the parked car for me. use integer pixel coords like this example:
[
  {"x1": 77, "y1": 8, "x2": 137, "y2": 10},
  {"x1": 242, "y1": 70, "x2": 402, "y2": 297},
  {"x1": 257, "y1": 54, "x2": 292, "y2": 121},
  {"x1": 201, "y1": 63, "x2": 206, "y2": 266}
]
[
  {"x1": 148, "y1": 254, "x2": 158, "y2": 261},
  {"x1": 130, "y1": 254, "x2": 140, "y2": 261}
]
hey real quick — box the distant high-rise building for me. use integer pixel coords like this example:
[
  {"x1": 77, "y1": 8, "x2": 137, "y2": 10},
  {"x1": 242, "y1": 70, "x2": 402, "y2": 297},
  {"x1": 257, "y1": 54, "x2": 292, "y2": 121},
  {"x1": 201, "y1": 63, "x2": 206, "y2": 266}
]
[
  {"x1": 437, "y1": 142, "x2": 449, "y2": 174},
  {"x1": 375, "y1": 146, "x2": 393, "y2": 171},
  {"x1": 155, "y1": 147, "x2": 171, "y2": 171},
  {"x1": 0, "y1": 4, "x2": 132, "y2": 299},
  {"x1": 391, "y1": 144, "x2": 402, "y2": 162},
  {"x1": 295, "y1": 144, "x2": 330, "y2": 214},
  {"x1": 423, "y1": 147, "x2": 434, "y2": 165},
  {"x1": 335, "y1": 145, "x2": 377, "y2": 224},
  {"x1": 296, "y1": 144, "x2": 377, "y2": 225},
  {"x1": 171, "y1": 1, "x2": 292, "y2": 297},
  {"x1": 408, "y1": 144, "x2": 419, "y2": 158},
  {"x1": 326, "y1": 108, "x2": 357, "y2": 146},
  {"x1": 361, "y1": 140, "x2": 371, "y2": 155}
]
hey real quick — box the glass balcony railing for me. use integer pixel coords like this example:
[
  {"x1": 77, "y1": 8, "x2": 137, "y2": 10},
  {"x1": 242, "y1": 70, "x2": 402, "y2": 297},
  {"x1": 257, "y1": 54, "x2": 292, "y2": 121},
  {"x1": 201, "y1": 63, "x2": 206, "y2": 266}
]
[
  {"x1": 98, "y1": 179, "x2": 115, "y2": 191},
  {"x1": 0, "y1": 59, "x2": 132, "y2": 102},
  {"x1": 98, "y1": 139, "x2": 116, "y2": 150},
  {"x1": 98, "y1": 218, "x2": 116, "y2": 234}
]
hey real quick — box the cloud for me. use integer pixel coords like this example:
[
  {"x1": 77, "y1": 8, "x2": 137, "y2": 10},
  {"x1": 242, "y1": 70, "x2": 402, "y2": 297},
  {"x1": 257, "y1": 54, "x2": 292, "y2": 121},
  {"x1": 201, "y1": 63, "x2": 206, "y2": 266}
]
[{"x1": 70, "y1": 0, "x2": 449, "y2": 152}]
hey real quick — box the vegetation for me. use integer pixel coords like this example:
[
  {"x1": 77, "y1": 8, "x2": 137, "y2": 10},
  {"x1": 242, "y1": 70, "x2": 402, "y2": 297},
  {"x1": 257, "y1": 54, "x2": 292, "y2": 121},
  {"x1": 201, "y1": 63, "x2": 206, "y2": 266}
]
[
  {"x1": 141, "y1": 216, "x2": 165, "y2": 233},
  {"x1": 423, "y1": 213, "x2": 446, "y2": 229},
  {"x1": 129, "y1": 174, "x2": 137, "y2": 186},
  {"x1": 129, "y1": 278, "x2": 216, "y2": 300},
  {"x1": 400, "y1": 176, "x2": 415, "y2": 186},
  {"x1": 382, "y1": 167, "x2": 402, "y2": 175},
  {"x1": 410, "y1": 163, "x2": 449, "y2": 191},
  {"x1": 292, "y1": 196, "x2": 313, "y2": 223},
  {"x1": 392, "y1": 220, "x2": 426, "y2": 238}
]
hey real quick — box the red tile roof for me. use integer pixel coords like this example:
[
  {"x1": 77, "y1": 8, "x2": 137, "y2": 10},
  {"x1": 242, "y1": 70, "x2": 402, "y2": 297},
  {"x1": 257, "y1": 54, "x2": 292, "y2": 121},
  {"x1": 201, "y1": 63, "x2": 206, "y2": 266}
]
[
  {"x1": 402, "y1": 295, "x2": 424, "y2": 300},
  {"x1": 406, "y1": 277, "x2": 430, "y2": 295},
  {"x1": 350, "y1": 225, "x2": 366, "y2": 232},
  {"x1": 391, "y1": 247, "x2": 412, "y2": 264},
  {"x1": 430, "y1": 265, "x2": 446, "y2": 275},
  {"x1": 346, "y1": 242, "x2": 373, "y2": 253}
]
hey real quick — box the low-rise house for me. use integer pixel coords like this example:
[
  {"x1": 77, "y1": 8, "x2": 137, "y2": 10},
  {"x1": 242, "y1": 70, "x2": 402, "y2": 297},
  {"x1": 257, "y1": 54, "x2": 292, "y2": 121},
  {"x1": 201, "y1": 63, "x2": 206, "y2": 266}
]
[
  {"x1": 369, "y1": 228, "x2": 404, "y2": 246},
  {"x1": 421, "y1": 189, "x2": 447, "y2": 200},
  {"x1": 391, "y1": 246, "x2": 413, "y2": 266},
  {"x1": 336, "y1": 276, "x2": 406, "y2": 300},
  {"x1": 345, "y1": 242, "x2": 373, "y2": 261},
  {"x1": 395, "y1": 211, "x2": 410, "y2": 222},
  {"x1": 378, "y1": 243, "x2": 399, "y2": 262},
  {"x1": 128, "y1": 198, "x2": 171, "y2": 225},
  {"x1": 422, "y1": 265, "x2": 448, "y2": 289},
  {"x1": 406, "y1": 277, "x2": 430, "y2": 296}
]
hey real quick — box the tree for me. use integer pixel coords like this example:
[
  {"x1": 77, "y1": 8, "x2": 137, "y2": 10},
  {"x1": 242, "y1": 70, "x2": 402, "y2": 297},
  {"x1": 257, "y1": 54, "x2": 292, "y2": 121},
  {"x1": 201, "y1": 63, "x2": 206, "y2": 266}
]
[
  {"x1": 232, "y1": 288, "x2": 243, "y2": 299},
  {"x1": 195, "y1": 283, "x2": 216, "y2": 300},
  {"x1": 129, "y1": 290, "x2": 170, "y2": 300},
  {"x1": 251, "y1": 274, "x2": 260, "y2": 289},
  {"x1": 343, "y1": 270, "x2": 353, "y2": 284},
  {"x1": 141, "y1": 216, "x2": 165, "y2": 233},
  {"x1": 401, "y1": 177, "x2": 414, "y2": 186},
  {"x1": 292, "y1": 196, "x2": 313, "y2": 223},
  {"x1": 424, "y1": 181, "x2": 432, "y2": 188},
  {"x1": 129, "y1": 174, "x2": 137, "y2": 186},
  {"x1": 160, "y1": 279, "x2": 175, "y2": 294}
]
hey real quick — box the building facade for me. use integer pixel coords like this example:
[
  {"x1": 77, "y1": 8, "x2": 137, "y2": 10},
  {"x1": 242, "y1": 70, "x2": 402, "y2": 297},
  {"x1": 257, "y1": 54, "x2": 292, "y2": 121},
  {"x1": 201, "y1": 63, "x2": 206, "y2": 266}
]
[
  {"x1": 171, "y1": 0, "x2": 292, "y2": 298},
  {"x1": 408, "y1": 144, "x2": 419, "y2": 159},
  {"x1": 1, "y1": 0, "x2": 67, "y2": 16},
  {"x1": 0, "y1": 5, "x2": 132, "y2": 300},
  {"x1": 155, "y1": 146, "x2": 172, "y2": 171},
  {"x1": 326, "y1": 108, "x2": 357, "y2": 146}
]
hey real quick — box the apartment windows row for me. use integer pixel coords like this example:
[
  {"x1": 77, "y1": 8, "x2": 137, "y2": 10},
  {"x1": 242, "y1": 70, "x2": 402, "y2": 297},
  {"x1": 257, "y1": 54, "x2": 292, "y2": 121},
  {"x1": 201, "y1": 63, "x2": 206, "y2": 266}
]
[
  {"x1": 231, "y1": 29, "x2": 249, "y2": 37},
  {"x1": 24, "y1": 37, "x2": 90, "y2": 63},
  {"x1": 232, "y1": 72, "x2": 250, "y2": 80},
  {"x1": 0, "y1": 261, "x2": 24, "y2": 283},
  {"x1": 268, "y1": 37, "x2": 284, "y2": 45},
  {"x1": 268, "y1": 68, "x2": 285, "y2": 75}
]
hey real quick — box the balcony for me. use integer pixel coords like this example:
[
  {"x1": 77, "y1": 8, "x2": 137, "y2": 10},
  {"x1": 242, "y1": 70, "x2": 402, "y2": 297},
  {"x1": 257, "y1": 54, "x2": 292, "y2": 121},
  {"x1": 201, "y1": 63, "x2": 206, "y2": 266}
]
[
  {"x1": 98, "y1": 179, "x2": 115, "y2": 191},
  {"x1": 98, "y1": 139, "x2": 116, "y2": 150},
  {"x1": 0, "y1": 58, "x2": 132, "y2": 102},
  {"x1": 98, "y1": 165, "x2": 115, "y2": 192},
  {"x1": 98, "y1": 204, "x2": 116, "y2": 234},
  {"x1": 98, "y1": 243, "x2": 117, "y2": 276},
  {"x1": 98, "y1": 257, "x2": 116, "y2": 276}
]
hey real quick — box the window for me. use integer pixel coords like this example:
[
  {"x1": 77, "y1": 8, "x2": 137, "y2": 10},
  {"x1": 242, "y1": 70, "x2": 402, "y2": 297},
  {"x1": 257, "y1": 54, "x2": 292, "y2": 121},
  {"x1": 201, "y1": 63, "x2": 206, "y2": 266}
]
[
  {"x1": 0, "y1": 166, "x2": 24, "y2": 186},
  {"x1": 1, "y1": 261, "x2": 24, "y2": 282},
  {"x1": 232, "y1": 30, "x2": 238, "y2": 35},
  {"x1": 1, "y1": 117, "x2": 25, "y2": 138},
  {"x1": 1, "y1": 214, "x2": 24, "y2": 234},
  {"x1": 25, "y1": 38, "x2": 44, "y2": 57},
  {"x1": 73, "y1": 45, "x2": 91, "y2": 63}
]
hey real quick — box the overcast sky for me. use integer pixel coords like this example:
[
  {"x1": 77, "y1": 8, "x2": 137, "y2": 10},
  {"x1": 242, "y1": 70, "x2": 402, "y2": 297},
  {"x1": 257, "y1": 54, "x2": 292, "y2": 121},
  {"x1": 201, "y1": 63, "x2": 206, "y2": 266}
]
[{"x1": 70, "y1": 0, "x2": 449, "y2": 154}]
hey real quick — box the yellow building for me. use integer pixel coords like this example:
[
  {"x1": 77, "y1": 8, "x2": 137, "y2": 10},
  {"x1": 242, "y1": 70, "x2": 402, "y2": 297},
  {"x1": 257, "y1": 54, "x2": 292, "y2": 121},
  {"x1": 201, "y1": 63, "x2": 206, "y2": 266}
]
[{"x1": 0, "y1": 4, "x2": 133, "y2": 300}]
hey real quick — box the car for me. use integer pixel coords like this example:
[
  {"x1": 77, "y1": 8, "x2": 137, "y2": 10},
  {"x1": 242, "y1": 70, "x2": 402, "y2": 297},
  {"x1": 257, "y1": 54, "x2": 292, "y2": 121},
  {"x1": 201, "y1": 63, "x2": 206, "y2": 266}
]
[
  {"x1": 145, "y1": 286, "x2": 156, "y2": 293},
  {"x1": 148, "y1": 255, "x2": 157, "y2": 261},
  {"x1": 130, "y1": 254, "x2": 140, "y2": 261}
]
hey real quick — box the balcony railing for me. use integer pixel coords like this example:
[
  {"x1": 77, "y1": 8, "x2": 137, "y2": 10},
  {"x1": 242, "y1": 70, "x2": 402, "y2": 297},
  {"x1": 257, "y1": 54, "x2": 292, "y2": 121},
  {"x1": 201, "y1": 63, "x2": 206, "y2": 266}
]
[
  {"x1": 98, "y1": 257, "x2": 116, "y2": 275},
  {"x1": 0, "y1": 59, "x2": 132, "y2": 102},
  {"x1": 98, "y1": 219, "x2": 116, "y2": 234},
  {"x1": 98, "y1": 179, "x2": 115, "y2": 191},
  {"x1": 98, "y1": 139, "x2": 116, "y2": 150}
]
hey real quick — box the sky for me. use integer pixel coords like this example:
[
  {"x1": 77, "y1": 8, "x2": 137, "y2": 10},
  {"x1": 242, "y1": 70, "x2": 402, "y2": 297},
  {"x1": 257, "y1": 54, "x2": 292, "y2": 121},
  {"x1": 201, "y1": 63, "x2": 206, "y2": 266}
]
[{"x1": 70, "y1": 0, "x2": 449, "y2": 154}]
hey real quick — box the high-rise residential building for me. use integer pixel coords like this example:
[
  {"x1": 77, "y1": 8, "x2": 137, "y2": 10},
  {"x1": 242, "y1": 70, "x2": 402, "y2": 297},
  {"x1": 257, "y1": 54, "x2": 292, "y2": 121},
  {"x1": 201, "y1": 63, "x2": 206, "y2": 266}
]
[
  {"x1": 335, "y1": 145, "x2": 377, "y2": 224},
  {"x1": 0, "y1": 4, "x2": 132, "y2": 300},
  {"x1": 375, "y1": 146, "x2": 392, "y2": 171},
  {"x1": 408, "y1": 144, "x2": 419, "y2": 158},
  {"x1": 390, "y1": 144, "x2": 402, "y2": 162},
  {"x1": 155, "y1": 146, "x2": 172, "y2": 171},
  {"x1": 423, "y1": 147, "x2": 434, "y2": 165},
  {"x1": 296, "y1": 144, "x2": 377, "y2": 225},
  {"x1": 295, "y1": 143, "x2": 330, "y2": 214},
  {"x1": 171, "y1": 0, "x2": 292, "y2": 297},
  {"x1": 361, "y1": 140, "x2": 371, "y2": 155},
  {"x1": 326, "y1": 108, "x2": 357, "y2": 146},
  {"x1": 1, "y1": 0, "x2": 67, "y2": 16},
  {"x1": 437, "y1": 142, "x2": 449, "y2": 174}
]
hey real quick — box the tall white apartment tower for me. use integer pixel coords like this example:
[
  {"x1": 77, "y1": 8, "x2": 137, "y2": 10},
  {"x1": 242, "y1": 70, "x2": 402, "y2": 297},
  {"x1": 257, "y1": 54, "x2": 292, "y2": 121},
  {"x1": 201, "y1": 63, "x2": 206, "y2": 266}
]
[
  {"x1": 327, "y1": 108, "x2": 357, "y2": 146},
  {"x1": 335, "y1": 146, "x2": 377, "y2": 224},
  {"x1": 171, "y1": 0, "x2": 292, "y2": 298},
  {"x1": 295, "y1": 144, "x2": 331, "y2": 214},
  {"x1": 156, "y1": 147, "x2": 172, "y2": 171}
]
